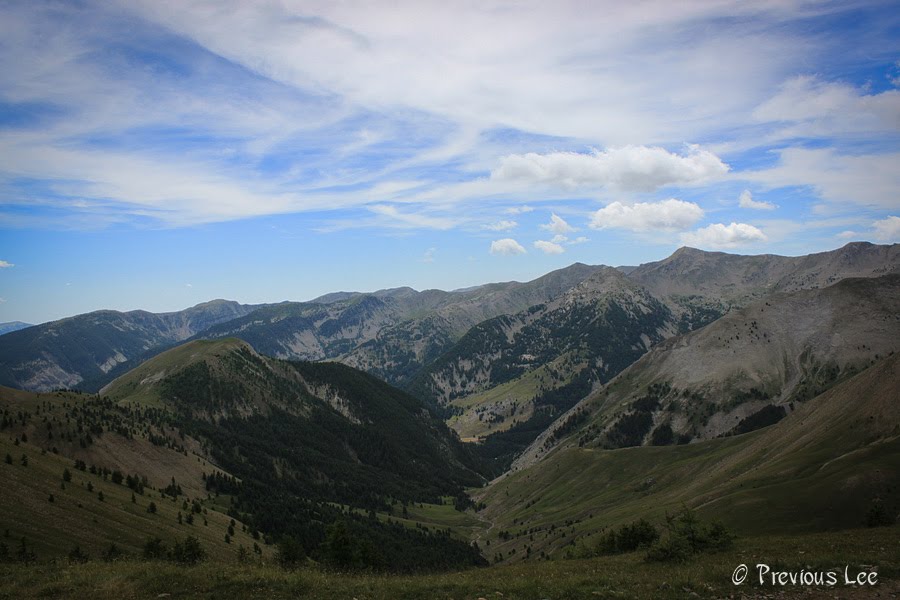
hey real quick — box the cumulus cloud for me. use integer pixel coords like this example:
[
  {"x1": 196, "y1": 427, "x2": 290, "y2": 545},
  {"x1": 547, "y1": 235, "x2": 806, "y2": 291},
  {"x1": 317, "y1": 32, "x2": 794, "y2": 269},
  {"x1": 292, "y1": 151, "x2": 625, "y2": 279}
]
[
  {"x1": 0, "y1": 260, "x2": 13, "y2": 268},
  {"x1": 534, "y1": 240, "x2": 565, "y2": 254},
  {"x1": 540, "y1": 213, "x2": 575, "y2": 235},
  {"x1": 490, "y1": 238, "x2": 526, "y2": 256},
  {"x1": 836, "y1": 230, "x2": 858, "y2": 239},
  {"x1": 872, "y1": 216, "x2": 900, "y2": 242},
  {"x1": 482, "y1": 220, "x2": 518, "y2": 231},
  {"x1": 421, "y1": 247, "x2": 437, "y2": 263},
  {"x1": 492, "y1": 145, "x2": 729, "y2": 192},
  {"x1": 738, "y1": 190, "x2": 776, "y2": 210},
  {"x1": 680, "y1": 222, "x2": 767, "y2": 249},
  {"x1": 589, "y1": 199, "x2": 704, "y2": 232}
]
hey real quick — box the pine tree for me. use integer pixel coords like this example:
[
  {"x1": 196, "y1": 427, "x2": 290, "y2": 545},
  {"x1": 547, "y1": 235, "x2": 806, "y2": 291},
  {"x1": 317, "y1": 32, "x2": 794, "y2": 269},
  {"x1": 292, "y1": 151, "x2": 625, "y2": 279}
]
[{"x1": 63, "y1": 468, "x2": 72, "y2": 482}]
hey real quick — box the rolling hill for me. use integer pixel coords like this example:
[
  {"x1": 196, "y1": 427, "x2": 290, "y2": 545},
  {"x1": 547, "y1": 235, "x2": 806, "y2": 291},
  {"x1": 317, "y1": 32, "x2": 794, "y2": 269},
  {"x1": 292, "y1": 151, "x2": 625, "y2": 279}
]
[{"x1": 98, "y1": 338, "x2": 487, "y2": 569}]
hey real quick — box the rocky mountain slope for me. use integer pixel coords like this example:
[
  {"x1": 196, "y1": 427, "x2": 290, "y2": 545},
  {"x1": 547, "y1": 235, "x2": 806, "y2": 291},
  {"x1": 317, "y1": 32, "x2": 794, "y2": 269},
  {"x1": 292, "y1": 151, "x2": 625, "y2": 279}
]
[
  {"x1": 629, "y1": 241, "x2": 900, "y2": 331},
  {"x1": 474, "y1": 351, "x2": 900, "y2": 562},
  {"x1": 515, "y1": 273, "x2": 900, "y2": 469},
  {"x1": 0, "y1": 300, "x2": 260, "y2": 392},
  {"x1": 192, "y1": 263, "x2": 602, "y2": 386},
  {"x1": 408, "y1": 269, "x2": 676, "y2": 471}
]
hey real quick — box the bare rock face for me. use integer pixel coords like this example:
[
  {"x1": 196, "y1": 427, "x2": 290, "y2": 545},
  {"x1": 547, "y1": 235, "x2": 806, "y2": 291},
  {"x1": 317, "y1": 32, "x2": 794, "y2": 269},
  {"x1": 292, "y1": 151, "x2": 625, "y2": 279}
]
[{"x1": 515, "y1": 273, "x2": 900, "y2": 470}]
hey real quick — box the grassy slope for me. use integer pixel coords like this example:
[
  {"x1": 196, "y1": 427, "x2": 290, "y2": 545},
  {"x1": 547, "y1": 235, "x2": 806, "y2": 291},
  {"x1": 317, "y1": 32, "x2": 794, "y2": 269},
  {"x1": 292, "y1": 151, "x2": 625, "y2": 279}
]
[
  {"x1": 0, "y1": 527, "x2": 896, "y2": 599},
  {"x1": 447, "y1": 358, "x2": 562, "y2": 440},
  {"x1": 0, "y1": 431, "x2": 267, "y2": 563},
  {"x1": 473, "y1": 353, "x2": 900, "y2": 561},
  {"x1": 100, "y1": 338, "x2": 248, "y2": 406}
]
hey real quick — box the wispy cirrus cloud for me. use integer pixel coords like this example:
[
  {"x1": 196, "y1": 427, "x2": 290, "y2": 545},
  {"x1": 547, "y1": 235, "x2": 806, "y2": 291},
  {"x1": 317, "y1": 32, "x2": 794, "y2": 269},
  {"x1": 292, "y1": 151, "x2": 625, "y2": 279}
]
[{"x1": 0, "y1": 0, "x2": 896, "y2": 252}]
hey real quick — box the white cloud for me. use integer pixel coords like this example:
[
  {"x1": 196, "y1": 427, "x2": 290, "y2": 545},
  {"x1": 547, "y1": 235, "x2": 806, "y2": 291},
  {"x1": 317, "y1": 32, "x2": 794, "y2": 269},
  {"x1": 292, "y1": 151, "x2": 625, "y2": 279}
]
[
  {"x1": 421, "y1": 247, "x2": 437, "y2": 263},
  {"x1": 492, "y1": 145, "x2": 729, "y2": 192},
  {"x1": 1, "y1": 1, "x2": 894, "y2": 234},
  {"x1": 746, "y1": 148, "x2": 900, "y2": 211},
  {"x1": 368, "y1": 205, "x2": 458, "y2": 230},
  {"x1": 533, "y1": 240, "x2": 565, "y2": 255},
  {"x1": 482, "y1": 220, "x2": 517, "y2": 231},
  {"x1": 126, "y1": 1, "x2": 822, "y2": 147},
  {"x1": 504, "y1": 205, "x2": 534, "y2": 215},
  {"x1": 872, "y1": 216, "x2": 900, "y2": 242},
  {"x1": 540, "y1": 213, "x2": 575, "y2": 235},
  {"x1": 0, "y1": 260, "x2": 13, "y2": 268},
  {"x1": 185, "y1": 283, "x2": 193, "y2": 288},
  {"x1": 836, "y1": 230, "x2": 858, "y2": 239},
  {"x1": 680, "y1": 222, "x2": 767, "y2": 249},
  {"x1": 490, "y1": 238, "x2": 526, "y2": 256},
  {"x1": 589, "y1": 199, "x2": 704, "y2": 232},
  {"x1": 753, "y1": 75, "x2": 900, "y2": 137},
  {"x1": 738, "y1": 190, "x2": 776, "y2": 211},
  {"x1": 550, "y1": 234, "x2": 589, "y2": 245},
  {"x1": 0, "y1": 298, "x2": 6, "y2": 303}
]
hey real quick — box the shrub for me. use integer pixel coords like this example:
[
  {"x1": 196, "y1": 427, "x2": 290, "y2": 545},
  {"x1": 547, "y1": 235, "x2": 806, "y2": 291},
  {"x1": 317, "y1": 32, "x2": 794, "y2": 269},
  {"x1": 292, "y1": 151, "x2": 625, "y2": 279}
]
[
  {"x1": 142, "y1": 537, "x2": 166, "y2": 560},
  {"x1": 170, "y1": 535, "x2": 205, "y2": 565},
  {"x1": 276, "y1": 536, "x2": 306, "y2": 568},
  {"x1": 594, "y1": 519, "x2": 659, "y2": 555},
  {"x1": 68, "y1": 545, "x2": 89, "y2": 564},
  {"x1": 866, "y1": 498, "x2": 895, "y2": 528},
  {"x1": 645, "y1": 507, "x2": 734, "y2": 563},
  {"x1": 102, "y1": 543, "x2": 125, "y2": 562}
]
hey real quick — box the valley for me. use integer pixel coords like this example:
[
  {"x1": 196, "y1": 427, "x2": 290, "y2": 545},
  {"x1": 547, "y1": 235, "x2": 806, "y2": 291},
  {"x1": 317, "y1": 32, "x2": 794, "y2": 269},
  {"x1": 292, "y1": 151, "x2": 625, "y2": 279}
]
[{"x1": 1, "y1": 242, "x2": 898, "y2": 597}]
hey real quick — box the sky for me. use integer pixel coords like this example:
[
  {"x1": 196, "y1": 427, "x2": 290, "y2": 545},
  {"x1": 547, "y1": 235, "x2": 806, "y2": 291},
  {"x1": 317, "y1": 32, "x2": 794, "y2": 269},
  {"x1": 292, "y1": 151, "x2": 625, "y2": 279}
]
[{"x1": 1, "y1": 0, "x2": 899, "y2": 324}]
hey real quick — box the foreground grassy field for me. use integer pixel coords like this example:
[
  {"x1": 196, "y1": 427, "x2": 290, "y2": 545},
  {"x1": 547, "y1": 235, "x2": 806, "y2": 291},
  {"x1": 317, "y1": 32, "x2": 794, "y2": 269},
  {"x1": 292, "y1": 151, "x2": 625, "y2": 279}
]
[{"x1": 0, "y1": 526, "x2": 897, "y2": 599}]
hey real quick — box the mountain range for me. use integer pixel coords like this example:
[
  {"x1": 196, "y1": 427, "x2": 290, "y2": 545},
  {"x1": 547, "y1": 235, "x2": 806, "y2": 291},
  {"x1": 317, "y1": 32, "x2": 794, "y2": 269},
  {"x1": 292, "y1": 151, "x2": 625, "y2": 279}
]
[{"x1": 1, "y1": 241, "x2": 898, "y2": 569}]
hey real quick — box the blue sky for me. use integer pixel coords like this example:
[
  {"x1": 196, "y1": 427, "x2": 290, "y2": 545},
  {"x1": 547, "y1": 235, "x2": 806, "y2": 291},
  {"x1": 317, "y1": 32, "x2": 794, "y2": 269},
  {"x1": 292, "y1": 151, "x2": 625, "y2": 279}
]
[{"x1": 1, "y1": 0, "x2": 899, "y2": 324}]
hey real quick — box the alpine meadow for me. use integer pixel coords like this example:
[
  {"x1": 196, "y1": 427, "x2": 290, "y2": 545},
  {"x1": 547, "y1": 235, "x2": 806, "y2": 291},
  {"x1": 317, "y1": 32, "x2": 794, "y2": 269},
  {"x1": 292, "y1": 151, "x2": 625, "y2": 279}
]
[{"x1": 1, "y1": 2, "x2": 899, "y2": 599}]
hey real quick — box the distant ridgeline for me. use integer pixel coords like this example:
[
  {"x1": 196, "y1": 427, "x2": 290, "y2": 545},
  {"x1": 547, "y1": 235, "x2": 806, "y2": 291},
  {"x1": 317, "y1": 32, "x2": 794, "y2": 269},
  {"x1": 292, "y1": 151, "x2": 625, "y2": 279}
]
[{"x1": 1, "y1": 242, "x2": 899, "y2": 569}]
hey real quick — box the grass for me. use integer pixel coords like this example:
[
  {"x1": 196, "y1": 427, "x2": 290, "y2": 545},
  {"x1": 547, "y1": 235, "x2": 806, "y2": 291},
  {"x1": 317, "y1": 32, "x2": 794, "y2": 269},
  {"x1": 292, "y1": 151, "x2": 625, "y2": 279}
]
[
  {"x1": 448, "y1": 354, "x2": 580, "y2": 440},
  {"x1": 0, "y1": 527, "x2": 896, "y2": 599},
  {"x1": 473, "y1": 354, "x2": 900, "y2": 561},
  {"x1": 0, "y1": 385, "x2": 268, "y2": 563}
]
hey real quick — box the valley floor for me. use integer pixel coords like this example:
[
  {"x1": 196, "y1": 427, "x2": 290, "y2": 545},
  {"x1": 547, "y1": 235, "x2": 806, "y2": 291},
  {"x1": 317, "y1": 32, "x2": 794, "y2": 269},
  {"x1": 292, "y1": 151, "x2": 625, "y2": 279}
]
[{"x1": 1, "y1": 526, "x2": 897, "y2": 600}]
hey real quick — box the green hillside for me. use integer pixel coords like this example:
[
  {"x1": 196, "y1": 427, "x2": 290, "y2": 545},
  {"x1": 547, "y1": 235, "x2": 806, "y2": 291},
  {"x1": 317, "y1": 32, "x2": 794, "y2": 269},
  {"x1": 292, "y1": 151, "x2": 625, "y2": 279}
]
[
  {"x1": 0, "y1": 387, "x2": 267, "y2": 563},
  {"x1": 472, "y1": 352, "x2": 900, "y2": 562},
  {"x1": 99, "y1": 339, "x2": 487, "y2": 571}
]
